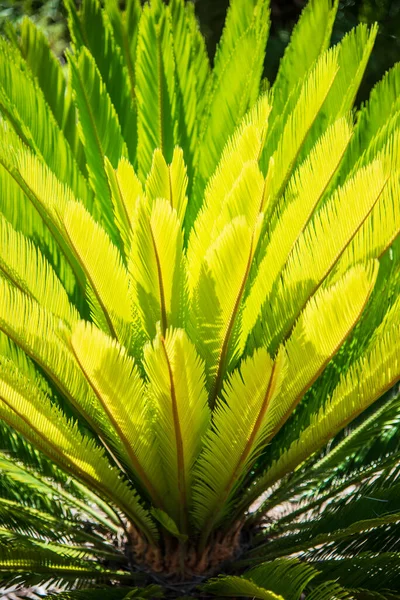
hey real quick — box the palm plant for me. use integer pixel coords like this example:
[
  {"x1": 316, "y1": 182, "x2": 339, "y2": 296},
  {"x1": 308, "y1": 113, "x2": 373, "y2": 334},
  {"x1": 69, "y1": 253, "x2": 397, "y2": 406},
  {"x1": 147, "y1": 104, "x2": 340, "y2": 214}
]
[{"x1": 0, "y1": 0, "x2": 400, "y2": 597}]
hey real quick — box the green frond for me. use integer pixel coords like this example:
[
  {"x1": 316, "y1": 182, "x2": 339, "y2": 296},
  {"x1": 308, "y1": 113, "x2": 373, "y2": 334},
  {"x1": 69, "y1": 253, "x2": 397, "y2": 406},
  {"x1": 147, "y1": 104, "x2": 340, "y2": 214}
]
[
  {"x1": 192, "y1": 348, "x2": 286, "y2": 538},
  {"x1": 0, "y1": 356, "x2": 157, "y2": 542},
  {"x1": 242, "y1": 116, "x2": 353, "y2": 352},
  {"x1": 243, "y1": 559, "x2": 319, "y2": 600},
  {"x1": 305, "y1": 582, "x2": 354, "y2": 600},
  {"x1": 144, "y1": 328, "x2": 210, "y2": 531},
  {"x1": 63, "y1": 200, "x2": 132, "y2": 346},
  {"x1": 253, "y1": 317, "x2": 400, "y2": 496},
  {"x1": 0, "y1": 216, "x2": 79, "y2": 326},
  {"x1": 211, "y1": 0, "x2": 263, "y2": 82},
  {"x1": 145, "y1": 147, "x2": 188, "y2": 225},
  {"x1": 0, "y1": 38, "x2": 90, "y2": 205},
  {"x1": 263, "y1": 48, "x2": 339, "y2": 202},
  {"x1": 136, "y1": 2, "x2": 177, "y2": 181},
  {"x1": 204, "y1": 574, "x2": 284, "y2": 600},
  {"x1": 105, "y1": 0, "x2": 141, "y2": 125},
  {"x1": 315, "y1": 553, "x2": 400, "y2": 594},
  {"x1": 192, "y1": 214, "x2": 263, "y2": 397},
  {"x1": 68, "y1": 46, "x2": 128, "y2": 239},
  {"x1": 0, "y1": 450, "x2": 120, "y2": 533},
  {"x1": 271, "y1": 0, "x2": 338, "y2": 115},
  {"x1": 71, "y1": 321, "x2": 164, "y2": 507},
  {"x1": 105, "y1": 156, "x2": 144, "y2": 259},
  {"x1": 15, "y1": 18, "x2": 79, "y2": 157},
  {"x1": 193, "y1": 1, "x2": 270, "y2": 217},
  {"x1": 259, "y1": 160, "x2": 387, "y2": 352},
  {"x1": 321, "y1": 24, "x2": 378, "y2": 122},
  {"x1": 0, "y1": 546, "x2": 133, "y2": 589},
  {"x1": 69, "y1": 0, "x2": 137, "y2": 163},
  {"x1": 168, "y1": 0, "x2": 201, "y2": 185},
  {"x1": 129, "y1": 197, "x2": 186, "y2": 339},
  {"x1": 184, "y1": 1, "x2": 210, "y2": 123},
  {"x1": 187, "y1": 94, "x2": 271, "y2": 291}
]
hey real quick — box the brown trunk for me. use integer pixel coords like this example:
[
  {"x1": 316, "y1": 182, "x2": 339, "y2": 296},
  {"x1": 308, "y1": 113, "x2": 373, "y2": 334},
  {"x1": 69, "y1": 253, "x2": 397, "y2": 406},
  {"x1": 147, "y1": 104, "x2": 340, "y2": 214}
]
[{"x1": 127, "y1": 520, "x2": 243, "y2": 579}]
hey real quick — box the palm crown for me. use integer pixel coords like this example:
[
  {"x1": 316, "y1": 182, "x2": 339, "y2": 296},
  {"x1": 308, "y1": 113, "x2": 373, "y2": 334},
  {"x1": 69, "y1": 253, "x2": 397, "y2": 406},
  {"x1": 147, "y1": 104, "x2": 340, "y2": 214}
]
[{"x1": 0, "y1": 0, "x2": 400, "y2": 598}]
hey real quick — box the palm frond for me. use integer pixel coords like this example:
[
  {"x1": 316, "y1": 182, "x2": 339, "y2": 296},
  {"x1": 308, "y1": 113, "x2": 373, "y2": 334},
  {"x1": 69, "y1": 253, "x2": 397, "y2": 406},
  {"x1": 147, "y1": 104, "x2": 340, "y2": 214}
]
[{"x1": 144, "y1": 328, "x2": 210, "y2": 532}]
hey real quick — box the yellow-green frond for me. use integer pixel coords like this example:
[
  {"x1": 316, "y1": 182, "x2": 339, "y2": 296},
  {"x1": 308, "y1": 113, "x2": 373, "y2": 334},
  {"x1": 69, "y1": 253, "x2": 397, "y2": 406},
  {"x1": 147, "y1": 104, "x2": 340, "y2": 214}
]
[
  {"x1": 193, "y1": 215, "x2": 263, "y2": 400},
  {"x1": 266, "y1": 262, "x2": 378, "y2": 440},
  {"x1": 187, "y1": 94, "x2": 271, "y2": 294},
  {"x1": 271, "y1": 0, "x2": 338, "y2": 114},
  {"x1": 191, "y1": 0, "x2": 271, "y2": 219},
  {"x1": 192, "y1": 348, "x2": 286, "y2": 536},
  {"x1": 240, "y1": 262, "x2": 379, "y2": 510},
  {"x1": 260, "y1": 160, "x2": 387, "y2": 352},
  {"x1": 241, "y1": 116, "x2": 353, "y2": 352},
  {"x1": 0, "y1": 277, "x2": 126, "y2": 455},
  {"x1": 266, "y1": 48, "x2": 339, "y2": 203},
  {"x1": 0, "y1": 216, "x2": 79, "y2": 326},
  {"x1": 145, "y1": 147, "x2": 188, "y2": 225},
  {"x1": 63, "y1": 200, "x2": 132, "y2": 347},
  {"x1": 0, "y1": 357, "x2": 157, "y2": 542},
  {"x1": 68, "y1": 48, "x2": 127, "y2": 242},
  {"x1": 144, "y1": 328, "x2": 210, "y2": 531},
  {"x1": 105, "y1": 156, "x2": 144, "y2": 259},
  {"x1": 129, "y1": 197, "x2": 186, "y2": 339},
  {"x1": 136, "y1": 2, "x2": 177, "y2": 181},
  {"x1": 71, "y1": 321, "x2": 164, "y2": 507},
  {"x1": 323, "y1": 23, "x2": 378, "y2": 120},
  {"x1": 255, "y1": 319, "x2": 400, "y2": 494}
]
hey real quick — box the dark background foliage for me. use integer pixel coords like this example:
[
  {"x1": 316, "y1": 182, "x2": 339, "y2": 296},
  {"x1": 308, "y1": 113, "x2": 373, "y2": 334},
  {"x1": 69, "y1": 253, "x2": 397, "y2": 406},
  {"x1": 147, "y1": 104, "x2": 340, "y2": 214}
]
[{"x1": 0, "y1": 0, "x2": 399, "y2": 104}]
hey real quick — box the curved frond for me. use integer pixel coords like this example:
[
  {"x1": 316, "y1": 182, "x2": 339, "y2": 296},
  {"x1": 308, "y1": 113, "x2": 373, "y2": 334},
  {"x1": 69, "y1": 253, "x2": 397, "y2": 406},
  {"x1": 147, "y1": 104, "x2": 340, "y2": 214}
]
[
  {"x1": 0, "y1": 357, "x2": 157, "y2": 542},
  {"x1": 129, "y1": 197, "x2": 186, "y2": 339},
  {"x1": 192, "y1": 348, "x2": 286, "y2": 540},
  {"x1": 144, "y1": 328, "x2": 210, "y2": 531}
]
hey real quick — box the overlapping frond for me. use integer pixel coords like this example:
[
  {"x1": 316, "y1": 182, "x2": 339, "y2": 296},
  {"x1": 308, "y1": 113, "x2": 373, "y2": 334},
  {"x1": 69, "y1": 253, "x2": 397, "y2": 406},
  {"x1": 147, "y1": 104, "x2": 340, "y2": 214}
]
[
  {"x1": 252, "y1": 317, "x2": 400, "y2": 497},
  {"x1": 0, "y1": 358, "x2": 157, "y2": 541},
  {"x1": 14, "y1": 18, "x2": 79, "y2": 155},
  {"x1": 204, "y1": 575, "x2": 284, "y2": 600},
  {"x1": 71, "y1": 321, "x2": 164, "y2": 506},
  {"x1": 0, "y1": 278, "x2": 129, "y2": 454},
  {"x1": 145, "y1": 147, "x2": 188, "y2": 225},
  {"x1": 264, "y1": 48, "x2": 339, "y2": 203},
  {"x1": 63, "y1": 200, "x2": 133, "y2": 346},
  {"x1": 70, "y1": 0, "x2": 137, "y2": 161},
  {"x1": 192, "y1": 348, "x2": 286, "y2": 537},
  {"x1": 0, "y1": 217, "x2": 79, "y2": 326},
  {"x1": 258, "y1": 161, "x2": 387, "y2": 352},
  {"x1": 271, "y1": 0, "x2": 338, "y2": 115},
  {"x1": 136, "y1": 2, "x2": 177, "y2": 181},
  {"x1": 129, "y1": 197, "x2": 186, "y2": 339},
  {"x1": 242, "y1": 116, "x2": 352, "y2": 352},
  {"x1": 144, "y1": 328, "x2": 210, "y2": 531},
  {"x1": 68, "y1": 46, "x2": 128, "y2": 238},
  {"x1": 0, "y1": 38, "x2": 89, "y2": 204},
  {"x1": 192, "y1": 2, "x2": 270, "y2": 219},
  {"x1": 187, "y1": 93, "x2": 271, "y2": 291},
  {"x1": 105, "y1": 156, "x2": 144, "y2": 259}
]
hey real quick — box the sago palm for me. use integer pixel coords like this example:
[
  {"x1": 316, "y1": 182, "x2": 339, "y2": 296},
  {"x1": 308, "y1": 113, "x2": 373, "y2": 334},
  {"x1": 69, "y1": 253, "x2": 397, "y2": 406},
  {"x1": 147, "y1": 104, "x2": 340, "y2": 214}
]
[{"x1": 0, "y1": 0, "x2": 400, "y2": 597}]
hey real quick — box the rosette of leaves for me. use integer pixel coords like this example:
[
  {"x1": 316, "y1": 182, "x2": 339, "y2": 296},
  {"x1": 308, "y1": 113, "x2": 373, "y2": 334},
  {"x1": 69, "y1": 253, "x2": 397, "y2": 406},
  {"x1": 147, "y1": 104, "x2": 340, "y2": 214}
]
[{"x1": 0, "y1": 0, "x2": 400, "y2": 598}]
